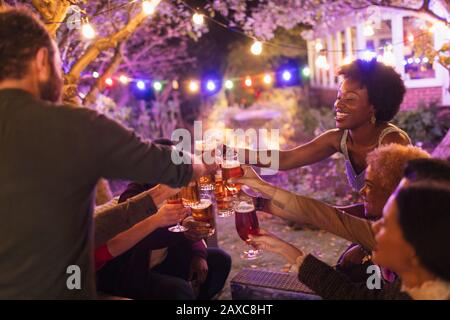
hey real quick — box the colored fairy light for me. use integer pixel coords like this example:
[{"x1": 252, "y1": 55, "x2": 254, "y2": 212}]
[
  {"x1": 244, "y1": 76, "x2": 252, "y2": 87},
  {"x1": 302, "y1": 67, "x2": 311, "y2": 77},
  {"x1": 136, "y1": 80, "x2": 146, "y2": 90},
  {"x1": 224, "y1": 80, "x2": 234, "y2": 90},
  {"x1": 206, "y1": 80, "x2": 216, "y2": 92},
  {"x1": 188, "y1": 80, "x2": 200, "y2": 93},
  {"x1": 105, "y1": 77, "x2": 113, "y2": 86},
  {"x1": 119, "y1": 75, "x2": 129, "y2": 84},
  {"x1": 263, "y1": 74, "x2": 272, "y2": 85},
  {"x1": 153, "y1": 81, "x2": 163, "y2": 92},
  {"x1": 282, "y1": 70, "x2": 292, "y2": 81}
]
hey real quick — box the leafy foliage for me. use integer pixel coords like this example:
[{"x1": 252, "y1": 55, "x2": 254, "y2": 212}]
[{"x1": 393, "y1": 102, "x2": 450, "y2": 147}]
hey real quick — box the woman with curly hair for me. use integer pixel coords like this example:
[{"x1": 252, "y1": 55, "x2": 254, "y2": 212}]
[{"x1": 240, "y1": 59, "x2": 411, "y2": 192}]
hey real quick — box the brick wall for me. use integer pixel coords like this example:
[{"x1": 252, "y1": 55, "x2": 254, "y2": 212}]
[
  {"x1": 311, "y1": 86, "x2": 442, "y2": 110},
  {"x1": 401, "y1": 87, "x2": 442, "y2": 110}
]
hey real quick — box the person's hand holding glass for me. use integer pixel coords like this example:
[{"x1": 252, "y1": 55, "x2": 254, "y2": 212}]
[{"x1": 234, "y1": 192, "x2": 262, "y2": 260}]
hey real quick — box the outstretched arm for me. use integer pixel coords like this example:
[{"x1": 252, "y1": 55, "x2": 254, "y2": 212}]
[
  {"x1": 93, "y1": 184, "x2": 178, "y2": 247},
  {"x1": 232, "y1": 167, "x2": 376, "y2": 250},
  {"x1": 238, "y1": 129, "x2": 341, "y2": 170}
]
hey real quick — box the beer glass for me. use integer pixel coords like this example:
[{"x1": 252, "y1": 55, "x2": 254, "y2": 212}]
[
  {"x1": 195, "y1": 140, "x2": 215, "y2": 191},
  {"x1": 234, "y1": 193, "x2": 262, "y2": 260},
  {"x1": 167, "y1": 193, "x2": 188, "y2": 233},
  {"x1": 190, "y1": 196, "x2": 215, "y2": 237},
  {"x1": 213, "y1": 170, "x2": 234, "y2": 217},
  {"x1": 180, "y1": 181, "x2": 200, "y2": 207},
  {"x1": 221, "y1": 152, "x2": 243, "y2": 195}
]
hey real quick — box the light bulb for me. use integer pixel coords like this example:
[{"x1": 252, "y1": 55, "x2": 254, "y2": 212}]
[
  {"x1": 188, "y1": 80, "x2": 199, "y2": 93},
  {"x1": 224, "y1": 80, "x2": 234, "y2": 90},
  {"x1": 192, "y1": 13, "x2": 204, "y2": 26},
  {"x1": 153, "y1": 81, "x2": 163, "y2": 92},
  {"x1": 263, "y1": 74, "x2": 272, "y2": 85},
  {"x1": 250, "y1": 41, "x2": 263, "y2": 55},
  {"x1": 81, "y1": 22, "x2": 95, "y2": 39}
]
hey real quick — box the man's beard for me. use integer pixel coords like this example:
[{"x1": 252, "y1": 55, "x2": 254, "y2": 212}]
[{"x1": 38, "y1": 62, "x2": 63, "y2": 103}]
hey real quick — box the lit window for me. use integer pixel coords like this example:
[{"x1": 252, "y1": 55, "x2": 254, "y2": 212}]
[{"x1": 403, "y1": 16, "x2": 435, "y2": 80}]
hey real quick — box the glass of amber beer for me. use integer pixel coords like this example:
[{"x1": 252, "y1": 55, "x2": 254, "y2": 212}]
[
  {"x1": 180, "y1": 181, "x2": 200, "y2": 207},
  {"x1": 221, "y1": 152, "x2": 243, "y2": 195},
  {"x1": 234, "y1": 193, "x2": 262, "y2": 260},
  {"x1": 214, "y1": 170, "x2": 234, "y2": 217},
  {"x1": 195, "y1": 140, "x2": 216, "y2": 191},
  {"x1": 190, "y1": 196, "x2": 215, "y2": 237},
  {"x1": 166, "y1": 193, "x2": 188, "y2": 233}
]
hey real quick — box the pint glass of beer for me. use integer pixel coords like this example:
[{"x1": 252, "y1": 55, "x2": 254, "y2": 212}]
[
  {"x1": 234, "y1": 194, "x2": 261, "y2": 260},
  {"x1": 195, "y1": 140, "x2": 215, "y2": 191},
  {"x1": 214, "y1": 170, "x2": 234, "y2": 217},
  {"x1": 190, "y1": 198, "x2": 215, "y2": 237},
  {"x1": 221, "y1": 152, "x2": 243, "y2": 195},
  {"x1": 180, "y1": 181, "x2": 200, "y2": 207}
]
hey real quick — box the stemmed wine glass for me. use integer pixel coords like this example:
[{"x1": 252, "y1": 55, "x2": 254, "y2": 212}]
[{"x1": 234, "y1": 193, "x2": 262, "y2": 260}]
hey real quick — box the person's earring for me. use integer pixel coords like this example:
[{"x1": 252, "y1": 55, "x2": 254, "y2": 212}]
[{"x1": 370, "y1": 115, "x2": 376, "y2": 124}]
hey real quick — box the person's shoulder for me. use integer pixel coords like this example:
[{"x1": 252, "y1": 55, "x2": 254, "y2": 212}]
[
  {"x1": 320, "y1": 128, "x2": 345, "y2": 149},
  {"x1": 379, "y1": 123, "x2": 410, "y2": 146}
]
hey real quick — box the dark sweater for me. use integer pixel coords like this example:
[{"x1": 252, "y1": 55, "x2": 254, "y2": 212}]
[
  {"x1": 118, "y1": 182, "x2": 207, "y2": 260},
  {"x1": 298, "y1": 254, "x2": 411, "y2": 300},
  {"x1": 0, "y1": 89, "x2": 193, "y2": 299}
]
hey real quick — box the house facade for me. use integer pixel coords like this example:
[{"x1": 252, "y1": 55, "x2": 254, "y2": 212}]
[{"x1": 305, "y1": 3, "x2": 450, "y2": 109}]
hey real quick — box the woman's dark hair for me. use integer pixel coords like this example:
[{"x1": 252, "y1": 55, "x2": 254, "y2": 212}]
[
  {"x1": 338, "y1": 59, "x2": 406, "y2": 122},
  {"x1": 396, "y1": 180, "x2": 450, "y2": 281},
  {"x1": 0, "y1": 7, "x2": 54, "y2": 81},
  {"x1": 404, "y1": 158, "x2": 450, "y2": 183}
]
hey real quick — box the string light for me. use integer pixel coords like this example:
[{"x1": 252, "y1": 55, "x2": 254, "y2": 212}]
[
  {"x1": 92, "y1": 71, "x2": 100, "y2": 79},
  {"x1": 379, "y1": 45, "x2": 395, "y2": 66},
  {"x1": 224, "y1": 80, "x2": 234, "y2": 90},
  {"x1": 188, "y1": 80, "x2": 200, "y2": 93},
  {"x1": 81, "y1": 18, "x2": 96, "y2": 39},
  {"x1": 302, "y1": 67, "x2": 311, "y2": 77},
  {"x1": 262, "y1": 74, "x2": 272, "y2": 85},
  {"x1": 282, "y1": 70, "x2": 292, "y2": 82},
  {"x1": 192, "y1": 13, "x2": 204, "y2": 26},
  {"x1": 362, "y1": 50, "x2": 377, "y2": 61},
  {"x1": 250, "y1": 40, "x2": 263, "y2": 55},
  {"x1": 119, "y1": 75, "x2": 129, "y2": 84},
  {"x1": 153, "y1": 81, "x2": 163, "y2": 91},
  {"x1": 244, "y1": 76, "x2": 252, "y2": 87},
  {"x1": 142, "y1": 0, "x2": 157, "y2": 15},
  {"x1": 105, "y1": 77, "x2": 114, "y2": 86},
  {"x1": 206, "y1": 80, "x2": 216, "y2": 92},
  {"x1": 136, "y1": 80, "x2": 146, "y2": 90}
]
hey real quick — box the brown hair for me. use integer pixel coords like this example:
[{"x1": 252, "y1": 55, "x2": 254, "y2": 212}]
[
  {"x1": 366, "y1": 144, "x2": 430, "y2": 192},
  {"x1": 0, "y1": 7, "x2": 54, "y2": 81}
]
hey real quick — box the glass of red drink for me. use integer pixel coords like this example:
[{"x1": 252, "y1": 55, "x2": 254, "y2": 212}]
[{"x1": 234, "y1": 193, "x2": 262, "y2": 260}]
